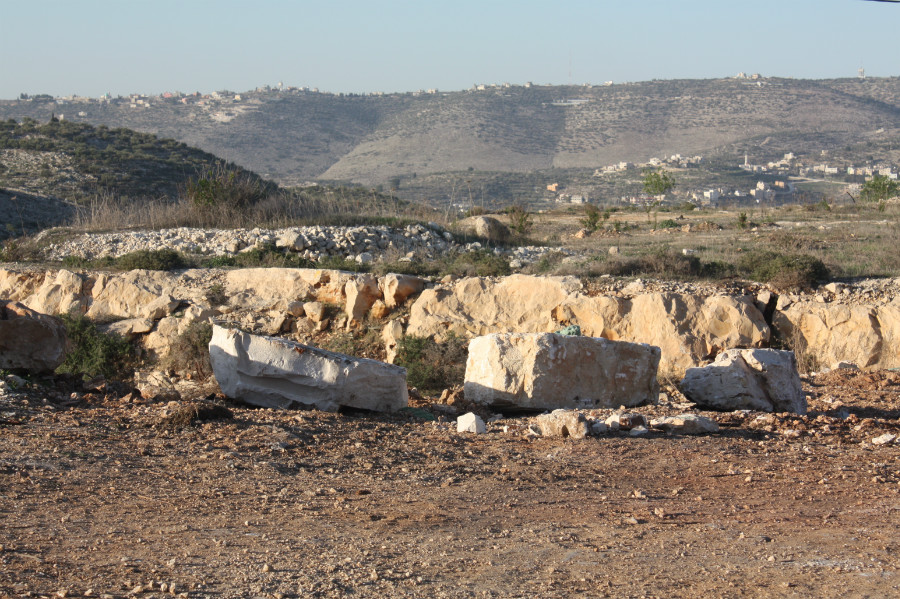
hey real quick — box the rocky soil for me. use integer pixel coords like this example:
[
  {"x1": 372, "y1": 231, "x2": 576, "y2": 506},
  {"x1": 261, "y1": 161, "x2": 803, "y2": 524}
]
[{"x1": 2, "y1": 368, "x2": 900, "y2": 599}]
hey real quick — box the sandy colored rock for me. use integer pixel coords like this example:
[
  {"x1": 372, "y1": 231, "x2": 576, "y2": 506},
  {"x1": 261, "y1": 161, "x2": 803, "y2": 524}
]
[
  {"x1": 24, "y1": 269, "x2": 87, "y2": 316},
  {"x1": 0, "y1": 301, "x2": 69, "y2": 373},
  {"x1": 86, "y1": 270, "x2": 178, "y2": 320},
  {"x1": 103, "y1": 318, "x2": 155, "y2": 338},
  {"x1": 534, "y1": 411, "x2": 590, "y2": 439},
  {"x1": 456, "y1": 412, "x2": 486, "y2": 434},
  {"x1": 408, "y1": 275, "x2": 583, "y2": 339},
  {"x1": 408, "y1": 275, "x2": 768, "y2": 372},
  {"x1": 473, "y1": 216, "x2": 510, "y2": 243},
  {"x1": 774, "y1": 301, "x2": 900, "y2": 370},
  {"x1": 382, "y1": 320, "x2": 404, "y2": 364},
  {"x1": 345, "y1": 274, "x2": 381, "y2": 324},
  {"x1": 209, "y1": 325, "x2": 408, "y2": 412},
  {"x1": 223, "y1": 268, "x2": 352, "y2": 310},
  {"x1": 369, "y1": 299, "x2": 390, "y2": 319},
  {"x1": 464, "y1": 332, "x2": 660, "y2": 410},
  {"x1": 650, "y1": 414, "x2": 720, "y2": 435},
  {"x1": 680, "y1": 348, "x2": 806, "y2": 414},
  {"x1": 380, "y1": 273, "x2": 427, "y2": 308}
]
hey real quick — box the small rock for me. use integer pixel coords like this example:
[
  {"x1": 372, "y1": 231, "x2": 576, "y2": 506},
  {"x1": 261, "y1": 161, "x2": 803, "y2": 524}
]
[
  {"x1": 651, "y1": 414, "x2": 720, "y2": 435},
  {"x1": 457, "y1": 412, "x2": 486, "y2": 434},
  {"x1": 872, "y1": 433, "x2": 896, "y2": 446}
]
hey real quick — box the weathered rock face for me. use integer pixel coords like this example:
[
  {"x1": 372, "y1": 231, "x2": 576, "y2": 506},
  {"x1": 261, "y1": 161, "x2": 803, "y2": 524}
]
[
  {"x1": 464, "y1": 332, "x2": 660, "y2": 410},
  {"x1": 86, "y1": 270, "x2": 180, "y2": 320},
  {"x1": 408, "y1": 275, "x2": 584, "y2": 339},
  {"x1": 209, "y1": 325, "x2": 408, "y2": 412},
  {"x1": 380, "y1": 274, "x2": 427, "y2": 308},
  {"x1": 26, "y1": 270, "x2": 88, "y2": 316},
  {"x1": 773, "y1": 300, "x2": 900, "y2": 370},
  {"x1": 223, "y1": 268, "x2": 353, "y2": 311},
  {"x1": 0, "y1": 301, "x2": 69, "y2": 373},
  {"x1": 680, "y1": 348, "x2": 806, "y2": 414},
  {"x1": 344, "y1": 274, "x2": 381, "y2": 324},
  {"x1": 473, "y1": 216, "x2": 510, "y2": 243},
  {"x1": 409, "y1": 275, "x2": 769, "y2": 372}
]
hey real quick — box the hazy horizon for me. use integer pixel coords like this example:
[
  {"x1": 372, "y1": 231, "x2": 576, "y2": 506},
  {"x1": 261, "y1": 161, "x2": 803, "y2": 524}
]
[{"x1": 1, "y1": 0, "x2": 898, "y2": 100}]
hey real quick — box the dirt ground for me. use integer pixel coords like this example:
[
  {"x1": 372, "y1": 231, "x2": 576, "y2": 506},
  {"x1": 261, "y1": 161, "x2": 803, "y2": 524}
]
[{"x1": 2, "y1": 369, "x2": 900, "y2": 599}]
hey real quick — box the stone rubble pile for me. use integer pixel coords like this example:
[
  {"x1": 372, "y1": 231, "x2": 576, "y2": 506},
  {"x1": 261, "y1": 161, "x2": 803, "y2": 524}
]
[{"x1": 35, "y1": 224, "x2": 568, "y2": 267}]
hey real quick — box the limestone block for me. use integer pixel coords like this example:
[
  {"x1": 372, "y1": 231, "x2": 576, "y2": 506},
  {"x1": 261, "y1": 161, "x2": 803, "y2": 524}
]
[
  {"x1": 345, "y1": 274, "x2": 381, "y2": 323},
  {"x1": 209, "y1": 325, "x2": 407, "y2": 412},
  {"x1": 0, "y1": 301, "x2": 69, "y2": 373},
  {"x1": 303, "y1": 301, "x2": 327, "y2": 323},
  {"x1": 380, "y1": 273, "x2": 427, "y2": 308},
  {"x1": 473, "y1": 216, "x2": 510, "y2": 243},
  {"x1": 680, "y1": 348, "x2": 805, "y2": 414},
  {"x1": 464, "y1": 332, "x2": 660, "y2": 410},
  {"x1": 534, "y1": 411, "x2": 590, "y2": 439}
]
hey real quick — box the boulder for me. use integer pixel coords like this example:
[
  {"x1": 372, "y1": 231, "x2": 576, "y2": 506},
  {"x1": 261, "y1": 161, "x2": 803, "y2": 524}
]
[
  {"x1": 344, "y1": 274, "x2": 381, "y2": 324},
  {"x1": 380, "y1": 273, "x2": 427, "y2": 308},
  {"x1": 464, "y1": 332, "x2": 660, "y2": 410},
  {"x1": 103, "y1": 318, "x2": 155, "y2": 338},
  {"x1": 473, "y1": 216, "x2": 510, "y2": 243},
  {"x1": 209, "y1": 325, "x2": 407, "y2": 412},
  {"x1": 0, "y1": 301, "x2": 69, "y2": 373},
  {"x1": 774, "y1": 301, "x2": 900, "y2": 370},
  {"x1": 534, "y1": 410, "x2": 590, "y2": 439},
  {"x1": 680, "y1": 348, "x2": 806, "y2": 414},
  {"x1": 303, "y1": 301, "x2": 327, "y2": 323}
]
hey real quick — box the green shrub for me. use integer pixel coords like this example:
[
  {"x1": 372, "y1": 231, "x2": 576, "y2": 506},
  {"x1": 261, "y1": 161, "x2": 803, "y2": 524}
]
[
  {"x1": 656, "y1": 219, "x2": 679, "y2": 229},
  {"x1": 116, "y1": 248, "x2": 187, "y2": 271},
  {"x1": 440, "y1": 249, "x2": 511, "y2": 278},
  {"x1": 162, "y1": 321, "x2": 214, "y2": 379},
  {"x1": 395, "y1": 333, "x2": 468, "y2": 393},
  {"x1": 737, "y1": 250, "x2": 829, "y2": 289},
  {"x1": 56, "y1": 314, "x2": 134, "y2": 379},
  {"x1": 506, "y1": 205, "x2": 533, "y2": 238},
  {"x1": 579, "y1": 204, "x2": 602, "y2": 232}
]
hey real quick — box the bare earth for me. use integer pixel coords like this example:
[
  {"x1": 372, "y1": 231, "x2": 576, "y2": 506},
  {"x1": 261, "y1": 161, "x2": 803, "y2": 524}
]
[{"x1": 2, "y1": 369, "x2": 900, "y2": 599}]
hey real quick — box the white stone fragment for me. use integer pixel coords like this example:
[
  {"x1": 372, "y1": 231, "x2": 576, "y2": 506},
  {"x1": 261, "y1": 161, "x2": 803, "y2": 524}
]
[
  {"x1": 209, "y1": 325, "x2": 407, "y2": 412},
  {"x1": 456, "y1": 412, "x2": 486, "y2": 434}
]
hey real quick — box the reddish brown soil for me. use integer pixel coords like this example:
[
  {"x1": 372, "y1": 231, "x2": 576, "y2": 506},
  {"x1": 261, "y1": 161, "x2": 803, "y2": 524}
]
[{"x1": 2, "y1": 369, "x2": 900, "y2": 599}]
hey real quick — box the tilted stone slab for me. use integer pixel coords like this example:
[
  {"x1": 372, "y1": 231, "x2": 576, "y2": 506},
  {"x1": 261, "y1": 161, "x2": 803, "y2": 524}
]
[
  {"x1": 464, "y1": 333, "x2": 660, "y2": 410},
  {"x1": 209, "y1": 325, "x2": 407, "y2": 412},
  {"x1": 680, "y1": 348, "x2": 806, "y2": 414},
  {"x1": 0, "y1": 301, "x2": 69, "y2": 373}
]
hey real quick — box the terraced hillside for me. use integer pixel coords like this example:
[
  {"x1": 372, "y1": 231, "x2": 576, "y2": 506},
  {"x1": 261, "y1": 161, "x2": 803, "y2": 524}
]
[{"x1": 3, "y1": 77, "x2": 900, "y2": 191}]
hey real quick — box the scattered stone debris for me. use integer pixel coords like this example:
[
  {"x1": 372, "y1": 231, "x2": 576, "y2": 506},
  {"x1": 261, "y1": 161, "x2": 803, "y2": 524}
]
[
  {"x1": 650, "y1": 414, "x2": 720, "y2": 435},
  {"x1": 158, "y1": 400, "x2": 234, "y2": 430},
  {"x1": 534, "y1": 410, "x2": 590, "y2": 439}
]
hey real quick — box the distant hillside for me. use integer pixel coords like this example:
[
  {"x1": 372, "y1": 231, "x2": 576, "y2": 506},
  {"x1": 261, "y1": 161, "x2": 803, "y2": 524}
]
[
  {"x1": 3, "y1": 76, "x2": 900, "y2": 200},
  {"x1": 0, "y1": 117, "x2": 262, "y2": 203}
]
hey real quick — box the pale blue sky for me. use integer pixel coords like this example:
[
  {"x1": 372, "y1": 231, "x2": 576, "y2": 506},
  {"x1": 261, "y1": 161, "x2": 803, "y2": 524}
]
[{"x1": 1, "y1": 0, "x2": 897, "y2": 99}]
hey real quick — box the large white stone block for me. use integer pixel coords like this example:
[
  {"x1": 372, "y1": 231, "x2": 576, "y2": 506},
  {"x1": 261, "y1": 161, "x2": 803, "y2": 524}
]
[
  {"x1": 680, "y1": 348, "x2": 805, "y2": 414},
  {"x1": 209, "y1": 325, "x2": 407, "y2": 412},
  {"x1": 464, "y1": 333, "x2": 660, "y2": 410}
]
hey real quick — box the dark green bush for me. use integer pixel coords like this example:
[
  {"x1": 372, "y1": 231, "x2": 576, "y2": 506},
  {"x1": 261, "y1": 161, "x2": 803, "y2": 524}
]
[
  {"x1": 440, "y1": 249, "x2": 511, "y2": 278},
  {"x1": 116, "y1": 248, "x2": 187, "y2": 271},
  {"x1": 56, "y1": 314, "x2": 134, "y2": 379},
  {"x1": 395, "y1": 333, "x2": 468, "y2": 393},
  {"x1": 656, "y1": 219, "x2": 679, "y2": 229},
  {"x1": 737, "y1": 250, "x2": 829, "y2": 289}
]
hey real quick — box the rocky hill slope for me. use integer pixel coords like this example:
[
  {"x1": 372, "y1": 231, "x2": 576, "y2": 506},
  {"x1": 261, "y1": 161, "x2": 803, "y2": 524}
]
[{"x1": 3, "y1": 77, "x2": 900, "y2": 190}]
